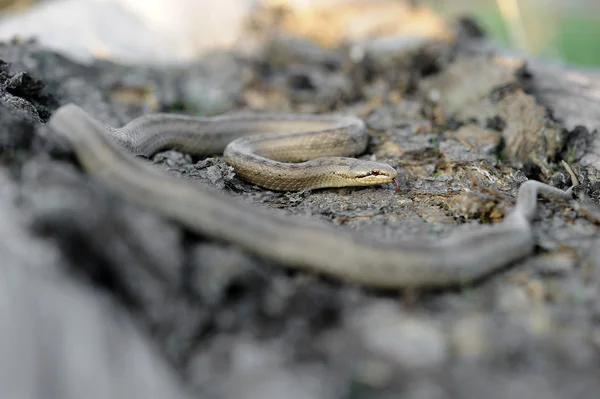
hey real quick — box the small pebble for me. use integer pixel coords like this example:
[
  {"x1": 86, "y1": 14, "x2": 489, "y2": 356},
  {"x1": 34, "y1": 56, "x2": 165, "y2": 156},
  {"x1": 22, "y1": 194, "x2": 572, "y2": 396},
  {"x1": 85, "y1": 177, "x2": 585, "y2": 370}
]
[
  {"x1": 451, "y1": 315, "x2": 488, "y2": 360},
  {"x1": 352, "y1": 303, "x2": 448, "y2": 370},
  {"x1": 496, "y1": 285, "x2": 532, "y2": 312}
]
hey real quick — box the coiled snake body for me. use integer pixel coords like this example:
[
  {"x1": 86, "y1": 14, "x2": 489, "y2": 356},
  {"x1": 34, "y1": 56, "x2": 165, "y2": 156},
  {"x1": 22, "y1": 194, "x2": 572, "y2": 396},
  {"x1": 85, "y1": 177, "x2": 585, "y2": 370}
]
[
  {"x1": 105, "y1": 111, "x2": 397, "y2": 191},
  {"x1": 48, "y1": 104, "x2": 573, "y2": 289}
]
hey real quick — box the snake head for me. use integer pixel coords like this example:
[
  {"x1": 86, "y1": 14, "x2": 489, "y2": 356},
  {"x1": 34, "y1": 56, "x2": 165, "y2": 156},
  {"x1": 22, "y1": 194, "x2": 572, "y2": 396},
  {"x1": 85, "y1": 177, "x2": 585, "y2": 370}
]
[{"x1": 344, "y1": 161, "x2": 397, "y2": 186}]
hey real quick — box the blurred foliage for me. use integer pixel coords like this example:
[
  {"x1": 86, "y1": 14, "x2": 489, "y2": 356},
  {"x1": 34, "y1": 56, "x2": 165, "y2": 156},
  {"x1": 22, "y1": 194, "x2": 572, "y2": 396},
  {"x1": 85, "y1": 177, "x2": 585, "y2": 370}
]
[{"x1": 426, "y1": 0, "x2": 600, "y2": 66}]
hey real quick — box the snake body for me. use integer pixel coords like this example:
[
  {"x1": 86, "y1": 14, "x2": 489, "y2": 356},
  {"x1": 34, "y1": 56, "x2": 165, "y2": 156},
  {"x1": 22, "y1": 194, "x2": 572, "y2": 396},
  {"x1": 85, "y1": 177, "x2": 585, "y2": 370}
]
[
  {"x1": 106, "y1": 111, "x2": 397, "y2": 191},
  {"x1": 48, "y1": 104, "x2": 573, "y2": 289}
]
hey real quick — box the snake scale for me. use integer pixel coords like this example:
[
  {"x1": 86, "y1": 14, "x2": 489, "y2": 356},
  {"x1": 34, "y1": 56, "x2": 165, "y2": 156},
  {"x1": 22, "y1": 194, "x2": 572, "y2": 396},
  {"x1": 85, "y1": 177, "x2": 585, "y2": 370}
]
[
  {"x1": 48, "y1": 103, "x2": 574, "y2": 289},
  {"x1": 105, "y1": 109, "x2": 398, "y2": 191}
]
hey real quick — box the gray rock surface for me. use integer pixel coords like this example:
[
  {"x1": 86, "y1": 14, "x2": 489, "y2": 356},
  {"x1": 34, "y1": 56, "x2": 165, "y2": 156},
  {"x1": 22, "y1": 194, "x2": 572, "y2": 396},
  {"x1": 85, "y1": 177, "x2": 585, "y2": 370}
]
[{"x1": 1, "y1": 20, "x2": 600, "y2": 399}]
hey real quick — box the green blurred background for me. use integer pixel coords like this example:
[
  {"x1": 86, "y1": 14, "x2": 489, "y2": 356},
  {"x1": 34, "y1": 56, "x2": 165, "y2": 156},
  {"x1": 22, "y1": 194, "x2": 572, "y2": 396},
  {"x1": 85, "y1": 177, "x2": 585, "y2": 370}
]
[{"x1": 426, "y1": 0, "x2": 600, "y2": 66}]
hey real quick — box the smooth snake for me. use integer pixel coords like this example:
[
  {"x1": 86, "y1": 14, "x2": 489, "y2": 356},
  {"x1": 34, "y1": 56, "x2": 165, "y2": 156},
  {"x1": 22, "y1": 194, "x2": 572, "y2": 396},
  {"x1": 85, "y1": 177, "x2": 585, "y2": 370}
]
[
  {"x1": 48, "y1": 104, "x2": 574, "y2": 289},
  {"x1": 105, "y1": 109, "x2": 398, "y2": 191}
]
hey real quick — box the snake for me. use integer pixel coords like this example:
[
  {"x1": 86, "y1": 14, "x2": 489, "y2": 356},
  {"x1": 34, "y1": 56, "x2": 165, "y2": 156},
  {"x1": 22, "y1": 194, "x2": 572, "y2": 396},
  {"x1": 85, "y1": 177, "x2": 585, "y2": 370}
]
[
  {"x1": 48, "y1": 103, "x2": 574, "y2": 289},
  {"x1": 104, "y1": 109, "x2": 398, "y2": 191}
]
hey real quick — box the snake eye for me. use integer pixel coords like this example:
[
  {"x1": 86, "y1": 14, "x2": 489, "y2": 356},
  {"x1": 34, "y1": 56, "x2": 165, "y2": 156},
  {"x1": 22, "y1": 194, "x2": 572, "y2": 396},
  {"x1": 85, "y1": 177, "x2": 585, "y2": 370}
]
[{"x1": 370, "y1": 170, "x2": 382, "y2": 176}]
